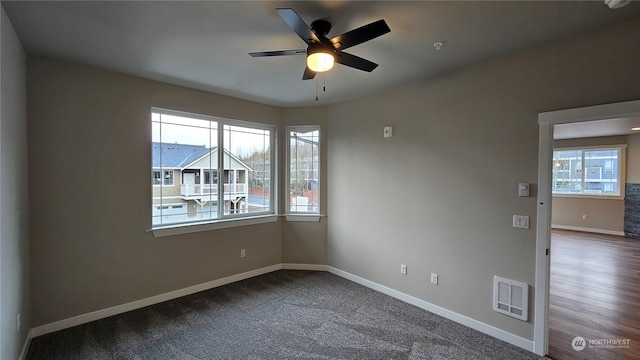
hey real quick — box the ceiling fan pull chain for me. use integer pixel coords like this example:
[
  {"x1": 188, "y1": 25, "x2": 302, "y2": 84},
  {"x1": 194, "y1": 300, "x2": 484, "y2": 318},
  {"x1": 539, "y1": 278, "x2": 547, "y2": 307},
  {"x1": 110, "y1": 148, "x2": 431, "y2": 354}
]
[
  {"x1": 315, "y1": 78, "x2": 319, "y2": 101},
  {"x1": 323, "y1": 75, "x2": 326, "y2": 92}
]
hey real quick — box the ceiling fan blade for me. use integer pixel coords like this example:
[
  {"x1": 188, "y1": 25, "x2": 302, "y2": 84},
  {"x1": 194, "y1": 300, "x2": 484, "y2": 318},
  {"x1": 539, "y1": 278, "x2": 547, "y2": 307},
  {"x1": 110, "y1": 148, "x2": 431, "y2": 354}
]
[
  {"x1": 330, "y1": 19, "x2": 390, "y2": 50},
  {"x1": 276, "y1": 8, "x2": 319, "y2": 44},
  {"x1": 249, "y1": 49, "x2": 306, "y2": 57},
  {"x1": 335, "y1": 52, "x2": 379, "y2": 72},
  {"x1": 302, "y1": 66, "x2": 316, "y2": 80}
]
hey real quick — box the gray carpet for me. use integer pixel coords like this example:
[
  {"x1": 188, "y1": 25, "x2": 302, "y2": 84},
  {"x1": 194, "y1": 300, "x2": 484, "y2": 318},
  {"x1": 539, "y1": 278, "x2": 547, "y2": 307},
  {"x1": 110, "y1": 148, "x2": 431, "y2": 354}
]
[{"x1": 26, "y1": 270, "x2": 545, "y2": 360}]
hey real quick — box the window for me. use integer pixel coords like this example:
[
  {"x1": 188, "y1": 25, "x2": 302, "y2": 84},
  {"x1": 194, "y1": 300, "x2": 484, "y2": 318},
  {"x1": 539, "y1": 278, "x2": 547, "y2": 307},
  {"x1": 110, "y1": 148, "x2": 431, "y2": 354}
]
[
  {"x1": 152, "y1": 108, "x2": 274, "y2": 228},
  {"x1": 552, "y1": 145, "x2": 625, "y2": 197},
  {"x1": 152, "y1": 170, "x2": 174, "y2": 186},
  {"x1": 287, "y1": 126, "x2": 320, "y2": 214},
  {"x1": 203, "y1": 170, "x2": 217, "y2": 185},
  {"x1": 604, "y1": 160, "x2": 613, "y2": 175}
]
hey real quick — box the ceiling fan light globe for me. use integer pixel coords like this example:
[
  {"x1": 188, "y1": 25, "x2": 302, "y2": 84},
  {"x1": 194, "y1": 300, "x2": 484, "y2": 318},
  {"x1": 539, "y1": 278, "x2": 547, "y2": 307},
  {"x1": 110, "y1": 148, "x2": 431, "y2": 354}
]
[{"x1": 307, "y1": 52, "x2": 334, "y2": 72}]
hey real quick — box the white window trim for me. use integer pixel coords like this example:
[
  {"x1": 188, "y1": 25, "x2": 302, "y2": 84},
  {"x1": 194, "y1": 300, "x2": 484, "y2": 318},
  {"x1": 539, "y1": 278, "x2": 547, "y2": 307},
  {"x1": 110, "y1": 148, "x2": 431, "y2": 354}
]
[
  {"x1": 149, "y1": 215, "x2": 278, "y2": 237},
  {"x1": 285, "y1": 214, "x2": 322, "y2": 222},
  {"x1": 552, "y1": 144, "x2": 626, "y2": 199},
  {"x1": 151, "y1": 107, "x2": 277, "y2": 232},
  {"x1": 286, "y1": 125, "x2": 321, "y2": 217}
]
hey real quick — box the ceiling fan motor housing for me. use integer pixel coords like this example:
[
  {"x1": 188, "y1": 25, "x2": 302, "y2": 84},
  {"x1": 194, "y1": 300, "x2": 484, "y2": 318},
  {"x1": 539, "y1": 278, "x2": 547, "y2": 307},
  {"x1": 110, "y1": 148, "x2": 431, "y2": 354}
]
[
  {"x1": 310, "y1": 19, "x2": 332, "y2": 37},
  {"x1": 307, "y1": 42, "x2": 335, "y2": 57}
]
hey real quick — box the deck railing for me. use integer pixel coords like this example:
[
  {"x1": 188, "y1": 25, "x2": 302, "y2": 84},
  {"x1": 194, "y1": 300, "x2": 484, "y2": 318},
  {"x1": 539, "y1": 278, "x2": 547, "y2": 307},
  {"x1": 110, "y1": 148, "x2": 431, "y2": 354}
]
[{"x1": 181, "y1": 184, "x2": 246, "y2": 197}]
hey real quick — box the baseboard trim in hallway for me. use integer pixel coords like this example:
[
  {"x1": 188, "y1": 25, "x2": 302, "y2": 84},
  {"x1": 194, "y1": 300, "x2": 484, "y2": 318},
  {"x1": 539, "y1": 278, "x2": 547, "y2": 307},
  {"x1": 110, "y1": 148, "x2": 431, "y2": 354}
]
[{"x1": 551, "y1": 224, "x2": 625, "y2": 237}]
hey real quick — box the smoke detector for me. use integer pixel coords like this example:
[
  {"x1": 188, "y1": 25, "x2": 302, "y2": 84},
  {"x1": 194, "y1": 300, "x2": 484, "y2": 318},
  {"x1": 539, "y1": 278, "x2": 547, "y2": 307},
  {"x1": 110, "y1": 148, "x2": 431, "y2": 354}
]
[{"x1": 604, "y1": 0, "x2": 631, "y2": 9}]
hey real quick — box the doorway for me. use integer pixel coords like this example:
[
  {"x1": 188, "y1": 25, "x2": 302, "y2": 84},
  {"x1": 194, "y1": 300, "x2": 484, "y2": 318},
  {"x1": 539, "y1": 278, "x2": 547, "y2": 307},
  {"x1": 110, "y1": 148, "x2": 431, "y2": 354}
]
[{"x1": 534, "y1": 99, "x2": 640, "y2": 356}]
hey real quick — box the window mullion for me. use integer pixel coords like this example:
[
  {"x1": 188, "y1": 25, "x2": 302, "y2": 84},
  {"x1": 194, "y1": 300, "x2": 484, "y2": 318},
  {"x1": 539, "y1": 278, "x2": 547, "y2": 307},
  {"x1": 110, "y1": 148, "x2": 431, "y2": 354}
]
[
  {"x1": 270, "y1": 130, "x2": 276, "y2": 213},
  {"x1": 212, "y1": 123, "x2": 215, "y2": 218},
  {"x1": 581, "y1": 151, "x2": 586, "y2": 195},
  {"x1": 159, "y1": 114, "x2": 163, "y2": 220},
  {"x1": 218, "y1": 121, "x2": 224, "y2": 219}
]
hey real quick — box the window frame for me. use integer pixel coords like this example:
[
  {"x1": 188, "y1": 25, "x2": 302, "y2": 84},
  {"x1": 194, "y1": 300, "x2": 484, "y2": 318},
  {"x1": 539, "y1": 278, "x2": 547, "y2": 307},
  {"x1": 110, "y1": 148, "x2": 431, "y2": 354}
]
[
  {"x1": 286, "y1": 125, "x2": 321, "y2": 221},
  {"x1": 150, "y1": 107, "x2": 277, "y2": 235},
  {"x1": 552, "y1": 144, "x2": 626, "y2": 199}
]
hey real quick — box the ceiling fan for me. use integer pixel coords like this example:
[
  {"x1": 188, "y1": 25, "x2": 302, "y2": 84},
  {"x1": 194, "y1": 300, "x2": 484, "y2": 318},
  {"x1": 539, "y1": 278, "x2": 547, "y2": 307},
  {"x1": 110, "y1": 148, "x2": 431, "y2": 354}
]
[{"x1": 249, "y1": 8, "x2": 390, "y2": 80}]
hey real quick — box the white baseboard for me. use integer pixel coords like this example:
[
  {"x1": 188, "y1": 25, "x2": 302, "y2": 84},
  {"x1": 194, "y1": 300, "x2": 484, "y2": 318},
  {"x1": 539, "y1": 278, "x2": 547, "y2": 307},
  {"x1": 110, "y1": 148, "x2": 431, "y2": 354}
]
[
  {"x1": 25, "y1": 263, "x2": 533, "y2": 355},
  {"x1": 30, "y1": 264, "x2": 323, "y2": 340},
  {"x1": 19, "y1": 329, "x2": 34, "y2": 360},
  {"x1": 29, "y1": 264, "x2": 282, "y2": 338},
  {"x1": 327, "y1": 266, "x2": 535, "y2": 353},
  {"x1": 281, "y1": 263, "x2": 328, "y2": 271},
  {"x1": 552, "y1": 224, "x2": 625, "y2": 236}
]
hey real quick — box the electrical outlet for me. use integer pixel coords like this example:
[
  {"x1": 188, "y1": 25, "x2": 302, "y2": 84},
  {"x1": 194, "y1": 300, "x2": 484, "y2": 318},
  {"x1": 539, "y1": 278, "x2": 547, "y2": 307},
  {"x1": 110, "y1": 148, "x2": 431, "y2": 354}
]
[
  {"x1": 240, "y1": 249, "x2": 246, "y2": 258},
  {"x1": 400, "y1": 264, "x2": 407, "y2": 275},
  {"x1": 431, "y1": 273, "x2": 439, "y2": 285},
  {"x1": 582, "y1": 214, "x2": 588, "y2": 220},
  {"x1": 17, "y1": 313, "x2": 21, "y2": 332}
]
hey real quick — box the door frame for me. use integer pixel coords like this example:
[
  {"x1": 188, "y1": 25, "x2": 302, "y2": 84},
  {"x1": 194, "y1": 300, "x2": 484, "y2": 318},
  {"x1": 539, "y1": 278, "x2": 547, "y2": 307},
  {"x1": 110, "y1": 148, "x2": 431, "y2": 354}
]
[{"x1": 534, "y1": 99, "x2": 640, "y2": 355}]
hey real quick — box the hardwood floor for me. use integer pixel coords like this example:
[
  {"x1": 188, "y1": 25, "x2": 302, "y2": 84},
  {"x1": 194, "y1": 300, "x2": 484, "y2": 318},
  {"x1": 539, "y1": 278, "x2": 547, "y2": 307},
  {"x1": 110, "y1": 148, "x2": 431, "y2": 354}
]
[{"x1": 548, "y1": 230, "x2": 640, "y2": 360}]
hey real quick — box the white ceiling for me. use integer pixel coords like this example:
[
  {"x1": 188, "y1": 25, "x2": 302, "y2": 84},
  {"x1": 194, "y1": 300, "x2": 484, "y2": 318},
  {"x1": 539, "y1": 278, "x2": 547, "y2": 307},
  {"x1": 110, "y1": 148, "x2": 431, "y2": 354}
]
[
  {"x1": 3, "y1": 1, "x2": 640, "y2": 109},
  {"x1": 554, "y1": 117, "x2": 640, "y2": 140}
]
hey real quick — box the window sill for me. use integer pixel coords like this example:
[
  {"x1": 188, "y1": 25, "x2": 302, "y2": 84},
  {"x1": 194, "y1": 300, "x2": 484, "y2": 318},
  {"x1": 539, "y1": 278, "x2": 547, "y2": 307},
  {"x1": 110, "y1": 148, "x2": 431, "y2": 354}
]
[
  {"x1": 149, "y1": 215, "x2": 278, "y2": 237},
  {"x1": 285, "y1": 214, "x2": 323, "y2": 222},
  {"x1": 552, "y1": 194, "x2": 624, "y2": 201}
]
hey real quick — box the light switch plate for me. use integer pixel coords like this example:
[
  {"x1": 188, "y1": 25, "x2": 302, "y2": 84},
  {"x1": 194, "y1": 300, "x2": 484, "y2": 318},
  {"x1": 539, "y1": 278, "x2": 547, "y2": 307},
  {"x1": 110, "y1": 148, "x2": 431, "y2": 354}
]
[
  {"x1": 430, "y1": 273, "x2": 438, "y2": 285},
  {"x1": 513, "y1": 215, "x2": 529, "y2": 229},
  {"x1": 384, "y1": 126, "x2": 393, "y2": 138}
]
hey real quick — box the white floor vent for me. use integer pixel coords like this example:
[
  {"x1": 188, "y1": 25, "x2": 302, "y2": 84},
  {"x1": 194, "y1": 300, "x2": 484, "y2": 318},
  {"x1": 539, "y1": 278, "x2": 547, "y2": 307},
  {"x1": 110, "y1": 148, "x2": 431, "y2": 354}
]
[{"x1": 493, "y1": 276, "x2": 528, "y2": 321}]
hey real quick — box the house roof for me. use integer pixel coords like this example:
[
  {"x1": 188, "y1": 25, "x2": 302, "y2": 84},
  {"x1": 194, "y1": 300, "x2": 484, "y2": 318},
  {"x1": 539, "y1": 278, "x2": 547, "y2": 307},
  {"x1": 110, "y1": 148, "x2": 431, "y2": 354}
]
[
  {"x1": 152, "y1": 143, "x2": 253, "y2": 171},
  {"x1": 152, "y1": 143, "x2": 212, "y2": 168}
]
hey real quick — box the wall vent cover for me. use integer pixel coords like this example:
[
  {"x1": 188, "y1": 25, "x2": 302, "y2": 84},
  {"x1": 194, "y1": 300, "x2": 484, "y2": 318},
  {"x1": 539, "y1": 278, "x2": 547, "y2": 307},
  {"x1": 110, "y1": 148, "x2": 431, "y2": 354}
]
[{"x1": 493, "y1": 276, "x2": 528, "y2": 321}]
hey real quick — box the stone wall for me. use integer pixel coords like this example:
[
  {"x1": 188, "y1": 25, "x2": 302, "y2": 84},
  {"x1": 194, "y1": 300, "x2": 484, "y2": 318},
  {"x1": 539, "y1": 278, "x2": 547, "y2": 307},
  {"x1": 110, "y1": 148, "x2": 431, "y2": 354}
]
[{"x1": 624, "y1": 183, "x2": 640, "y2": 239}]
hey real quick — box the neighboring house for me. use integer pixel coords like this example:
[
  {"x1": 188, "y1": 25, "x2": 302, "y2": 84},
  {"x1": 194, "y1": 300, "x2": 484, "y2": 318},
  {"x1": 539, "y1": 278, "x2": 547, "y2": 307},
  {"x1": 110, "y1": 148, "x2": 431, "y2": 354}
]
[
  {"x1": 152, "y1": 142, "x2": 252, "y2": 224},
  {"x1": 245, "y1": 158, "x2": 271, "y2": 189},
  {"x1": 553, "y1": 148, "x2": 620, "y2": 194}
]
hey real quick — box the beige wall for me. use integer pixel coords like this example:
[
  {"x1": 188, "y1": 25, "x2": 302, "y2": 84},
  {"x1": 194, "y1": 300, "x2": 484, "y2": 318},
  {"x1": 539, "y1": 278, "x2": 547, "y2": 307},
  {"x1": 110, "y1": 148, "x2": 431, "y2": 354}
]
[
  {"x1": 551, "y1": 135, "x2": 628, "y2": 234},
  {"x1": 27, "y1": 57, "x2": 289, "y2": 326},
  {"x1": 326, "y1": 18, "x2": 640, "y2": 341},
  {"x1": 1, "y1": 5, "x2": 30, "y2": 359},
  {"x1": 626, "y1": 133, "x2": 640, "y2": 183},
  {"x1": 281, "y1": 107, "x2": 328, "y2": 265},
  {"x1": 552, "y1": 197, "x2": 624, "y2": 233}
]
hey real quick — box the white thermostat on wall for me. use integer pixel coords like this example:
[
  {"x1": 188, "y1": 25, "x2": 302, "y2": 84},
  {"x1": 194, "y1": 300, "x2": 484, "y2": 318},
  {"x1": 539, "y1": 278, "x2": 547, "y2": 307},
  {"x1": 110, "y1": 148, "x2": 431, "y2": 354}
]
[
  {"x1": 518, "y1": 183, "x2": 530, "y2": 197},
  {"x1": 384, "y1": 126, "x2": 393, "y2": 138}
]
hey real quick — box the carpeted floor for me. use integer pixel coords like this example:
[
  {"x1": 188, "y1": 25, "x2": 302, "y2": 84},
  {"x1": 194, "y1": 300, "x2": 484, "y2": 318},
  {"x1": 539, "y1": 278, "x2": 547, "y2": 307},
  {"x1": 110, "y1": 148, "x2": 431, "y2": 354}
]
[{"x1": 26, "y1": 270, "x2": 545, "y2": 359}]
